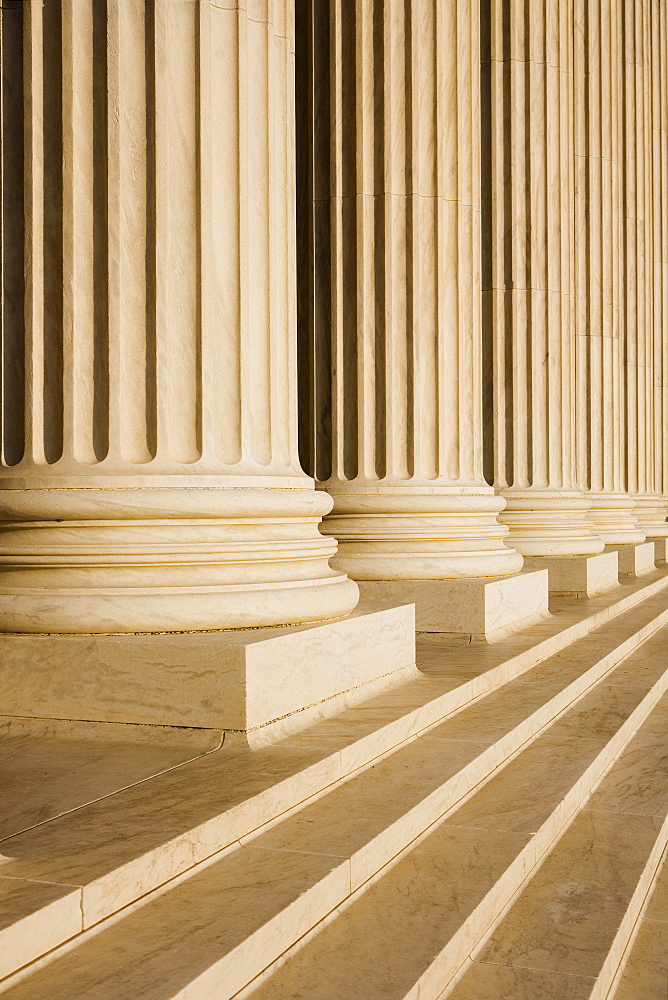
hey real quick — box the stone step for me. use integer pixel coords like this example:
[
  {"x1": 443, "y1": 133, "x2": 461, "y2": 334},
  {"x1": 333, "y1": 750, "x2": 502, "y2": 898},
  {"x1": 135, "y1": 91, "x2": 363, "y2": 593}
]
[
  {"x1": 446, "y1": 688, "x2": 668, "y2": 1000},
  {"x1": 605, "y1": 811, "x2": 668, "y2": 1000},
  {"x1": 3, "y1": 602, "x2": 668, "y2": 997},
  {"x1": 232, "y1": 631, "x2": 668, "y2": 999},
  {"x1": 0, "y1": 572, "x2": 664, "y2": 979}
]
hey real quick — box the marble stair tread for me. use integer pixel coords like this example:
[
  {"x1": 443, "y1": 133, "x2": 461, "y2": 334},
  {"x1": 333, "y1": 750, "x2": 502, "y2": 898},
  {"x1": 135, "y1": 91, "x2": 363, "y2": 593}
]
[
  {"x1": 0, "y1": 580, "x2": 666, "y2": 976},
  {"x1": 5, "y1": 622, "x2": 668, "y2": 998},
  {"x1": 0, "y1": 717, "x2": 218, "y2": 842},
  {"x1": 446, "y1": 689, "x2": 668, "y2": 1000},
  {"x1": 605, "y1": 835, "x2": 668, "y2": 999},
  {"x1": 1, "y1": 578, "x2": 668, "y2": 981},
  {"x1": 231, "y1": 638, "x2": 668, "y2": 1000}
]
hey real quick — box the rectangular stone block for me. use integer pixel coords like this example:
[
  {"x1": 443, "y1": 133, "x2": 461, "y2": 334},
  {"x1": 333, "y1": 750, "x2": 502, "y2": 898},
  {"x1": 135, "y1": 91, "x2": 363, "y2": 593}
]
[
  {"x1": 647, "y1": 537, "x2": 668, "y2": 566},
  {"x1": 356, "y1": 570, "x2": 548, "y2": 637},
  {"x1": 606, "y1": 542, "x2": 656, "y2": 578},
  {"x1": 0, "y1": 603, "x2": 415, "y2": 734},
  {"x1": 522, "y1": 551, "x2": 620, "y2": 597}
]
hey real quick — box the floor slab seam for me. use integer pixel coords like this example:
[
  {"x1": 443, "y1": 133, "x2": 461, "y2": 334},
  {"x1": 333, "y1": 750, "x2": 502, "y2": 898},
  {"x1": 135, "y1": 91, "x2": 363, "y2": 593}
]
[{"x1": 0, "y1": 740, "x2": 225, "y2": 847}]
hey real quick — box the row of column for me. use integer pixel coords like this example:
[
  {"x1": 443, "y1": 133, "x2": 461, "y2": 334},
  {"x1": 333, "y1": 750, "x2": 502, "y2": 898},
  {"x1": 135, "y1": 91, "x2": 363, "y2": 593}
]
[
  {"x1": 300, "y1": 0, "x2": 668, "y2": 577},
  {"x1": 0, "y1": 0, "x2": 666, "y2": 635}
]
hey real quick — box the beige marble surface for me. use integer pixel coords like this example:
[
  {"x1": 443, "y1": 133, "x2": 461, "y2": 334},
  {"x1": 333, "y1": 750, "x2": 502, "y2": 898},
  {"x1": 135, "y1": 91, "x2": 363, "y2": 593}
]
[
  {"x1": 0, "y1": 602, "x2": 415, "y2": 732},
  {"x1": 0, "y1": 570, "x2": 663, "y2": 985},
  {"x1": 478, "y1": 811, "x2": 665, "y2": 979},
  {"x1": 608, "y1": 542, "x2": 656, "y2": 578},
  {"x1": 612, "y1": 918, "x2": 668, "y2": 1000},
  {"x1": 0, "y1": 876, "x2": 82, "y2": 980},
  {"x1": 523, "y1": 552, "x2": 620, "y2": 597},
  {"x1": 446, "y1": 960, "x2": 595, "y2": 1000},
  {"x1": 357, "y1": 570, "x2": 549, "y2": 637},
  {"x1": 0, "y1": 716, "x2": 217, "y2": 841}
]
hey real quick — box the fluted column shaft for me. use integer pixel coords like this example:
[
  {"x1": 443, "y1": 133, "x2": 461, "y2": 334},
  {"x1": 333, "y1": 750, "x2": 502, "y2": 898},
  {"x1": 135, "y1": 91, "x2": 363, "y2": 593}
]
[
  {"x1": 632, "y1": 0, "x2": 668, "y2": 534},
  {"x1": 483, "y1": 0, "x2": 604, "y2": 556},
  {"x1": 0, "y1": 0, "x2": 358, "y2": 632},
  {"x1": 297, "y1": 0, "x2": 523, "y2": 581},
  {"x1": 573, "y1": 0, "x2": 644, "y2": 543}
]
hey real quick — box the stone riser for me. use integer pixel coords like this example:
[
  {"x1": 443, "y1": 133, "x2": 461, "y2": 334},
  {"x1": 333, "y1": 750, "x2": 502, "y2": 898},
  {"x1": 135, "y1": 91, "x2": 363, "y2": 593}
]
[
  {"x1": 237, "y1": 644, "x2": 668, "y2": 1000},
  {"x1": 0, "y1": 573, "x2": 666, "y2": 983},
  {"x1": 3, "y1": 574, "x2": 668, "y2": 996}
]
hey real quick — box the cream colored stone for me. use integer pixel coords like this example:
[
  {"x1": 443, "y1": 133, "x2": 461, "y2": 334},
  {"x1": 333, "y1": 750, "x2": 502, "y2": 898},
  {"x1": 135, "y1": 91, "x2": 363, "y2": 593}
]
[
  {"x1": 356, "y1": 571, "x2": 548, "y2": 637},
  {"x1": 298, "y1": 0, "x2": 528, "y2": 635},
  {"x1": 477, "y1": 811, "x2": 667, "y2": 980},
  {"x1": 0, "y1": 877, "x2": 82, "y2": 980},
  {"x1": 523, "y1": 552, "x2": 620, "y2": 597},
  {"x1": 484, "y1": 2, "x2": 605, "y2": 558},
  {"x1": 612, "y1": 918, "x2": 668, "y2": 1000},
  {"x1": 607, "y1": 541, "x2": 656, "y2": 577},
  {"x1": 0, "y1": 602, "x2": 414, "y2": 734},
  {"x1": 648, "y1": 536, "x2": 668, "y2": 565},
  {"x1": 0, "y1": 718, "x2": 215, "y2": 841},
  {"x1": 0, "y1": 0, "x2": 359, "y2": 635},
  {"x1": 446, "y1": 961, "x2": 595, "y2": 1000},
  {"x1": 2, "y1": 569, "x2": 665, "y2": 985},
  {"x1": 0, "y1": 845, "x2": 352, "y2": 1000}
]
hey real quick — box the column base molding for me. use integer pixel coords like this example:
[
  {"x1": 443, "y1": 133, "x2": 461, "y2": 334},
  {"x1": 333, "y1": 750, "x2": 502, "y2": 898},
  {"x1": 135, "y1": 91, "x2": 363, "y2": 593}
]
[
  {"x1": 586, "y1": 493, "x2": 646, "y2": 544},
  {"x1": 522, "y1": 551, "x2": 619, "y2": 598},
  {"x1": 631, "y1": 496, "x2": 668, "y2": 537},
  {"x1": 0, "y1": 487, "x2": 360, "y2": 633},
  {"x1": 356, "y1": 570, "x2": 548, "y2": 638},
  {"x1": 321, "y1": 489, "x2": 524, "y2": 581},
  {"x1": 498, "y1": 490, "x2": 605, "y2": 557},
  {"x1": 0, "y1": 602, "x2": 415, "y2": 739},
  {"x1": 605, "y1": 543, "x2": 656, "y2": 578}
]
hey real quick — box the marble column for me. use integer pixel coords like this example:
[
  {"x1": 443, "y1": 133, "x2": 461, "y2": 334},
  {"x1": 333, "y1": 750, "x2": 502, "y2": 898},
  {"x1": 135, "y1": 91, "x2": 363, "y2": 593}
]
[
  {"x1": 573, "y1": 0, "x2": 645, "y2": 548},
  {"x1": 627, "y1": 0, "x2": 668, "y2": 548},
  {"x1": 617, "y1": 0, "x2": 661, "y2": 574},
  {"x1": 482, "y1": 0, "x2": 614, "y2": 596},
  {"x1": 0, "y1": 0, "x2": 359, "y2": 633},
  {"x1": 297, "y1": 0, "x2": 548, "y2": 635}
]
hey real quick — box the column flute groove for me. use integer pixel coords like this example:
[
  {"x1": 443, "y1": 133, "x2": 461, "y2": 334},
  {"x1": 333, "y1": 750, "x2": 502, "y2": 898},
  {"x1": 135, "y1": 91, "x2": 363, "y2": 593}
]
[
  {"x1": 482, "y1": 0, "x2": 606, "y2": 563},
  {"x1": 297, "y1": 0, "x2": 548, "y2": 637},
  {"x1": 0, "y1": 0, "x2": 358, "y2": 633},
  {"x1": 574, "y1": 0, "x2": 645, "y2": 545}
]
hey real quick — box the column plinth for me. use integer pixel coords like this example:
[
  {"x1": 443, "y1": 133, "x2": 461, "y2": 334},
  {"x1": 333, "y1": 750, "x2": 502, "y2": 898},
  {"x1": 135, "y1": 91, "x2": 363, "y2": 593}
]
[{"x1": 0, "y1": 486, "x2": 357, "y2": 633}]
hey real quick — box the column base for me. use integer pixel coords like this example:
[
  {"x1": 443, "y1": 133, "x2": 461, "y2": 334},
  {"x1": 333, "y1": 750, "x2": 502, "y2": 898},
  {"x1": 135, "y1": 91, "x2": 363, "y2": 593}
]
[
  {"x1": 630, "y1": 496, "x2": 668, "y2": 537},
  {"x1": 498, "y1": 490, "x2": 605, "y2": 556},
  {"x1": 0, "y1": 603, "x2": 415, "y2": 738},
  {"x1": 522, "y1": 551, "x2": 619, "y2": 597},
  {"x1": 605, "y1": 543, "x2": 656, "y2": 578},
  {"x1": 356, "y1": 570, "x2": 548, "y2": 638},
  {"x1": 646, "y1": 537, "x2": 668, "y2": 566},
  {"x1": 586, "y1": 493, "x2": 646, "y2": 544}
]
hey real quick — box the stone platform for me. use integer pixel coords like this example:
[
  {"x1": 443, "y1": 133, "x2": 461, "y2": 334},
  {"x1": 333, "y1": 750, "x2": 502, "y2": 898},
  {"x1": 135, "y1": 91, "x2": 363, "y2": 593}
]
[
  {"x1": 356, "y1": 570, "x2": 548, "y2": 637},
  {"x1": 0, "y1": 603, "x2": 415, "y2": 738},
  {"x1": 523, "y1": 550, "x2": 620, "y2": 598},
  {"x1": 606, "y1": 542, "x2": 656, "y2": 578}
]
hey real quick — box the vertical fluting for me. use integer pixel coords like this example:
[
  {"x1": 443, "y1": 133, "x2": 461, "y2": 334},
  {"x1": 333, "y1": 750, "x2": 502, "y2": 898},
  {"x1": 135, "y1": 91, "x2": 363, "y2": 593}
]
[
  {"x1": 482, "y1": 0, "x2": 604, "y2": 556},
  {"x1": 633, "y1": 0, "x2": 668, "y2": 533},
  {"x1": 2, "y1": 0, "x2": 308, "y2": 484},
  {"x1": 573, "y1": 0, "x2": 644, "y2": 543},
  {"x1": 0, "y1": 0, "x2": 358, "y2": 633},
  {"x1": 297, "y1": 0, "x2": 523, "y2": 581},
  {"x1": 623, "y1": 0, "x2": 666, "y2": 534}
]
